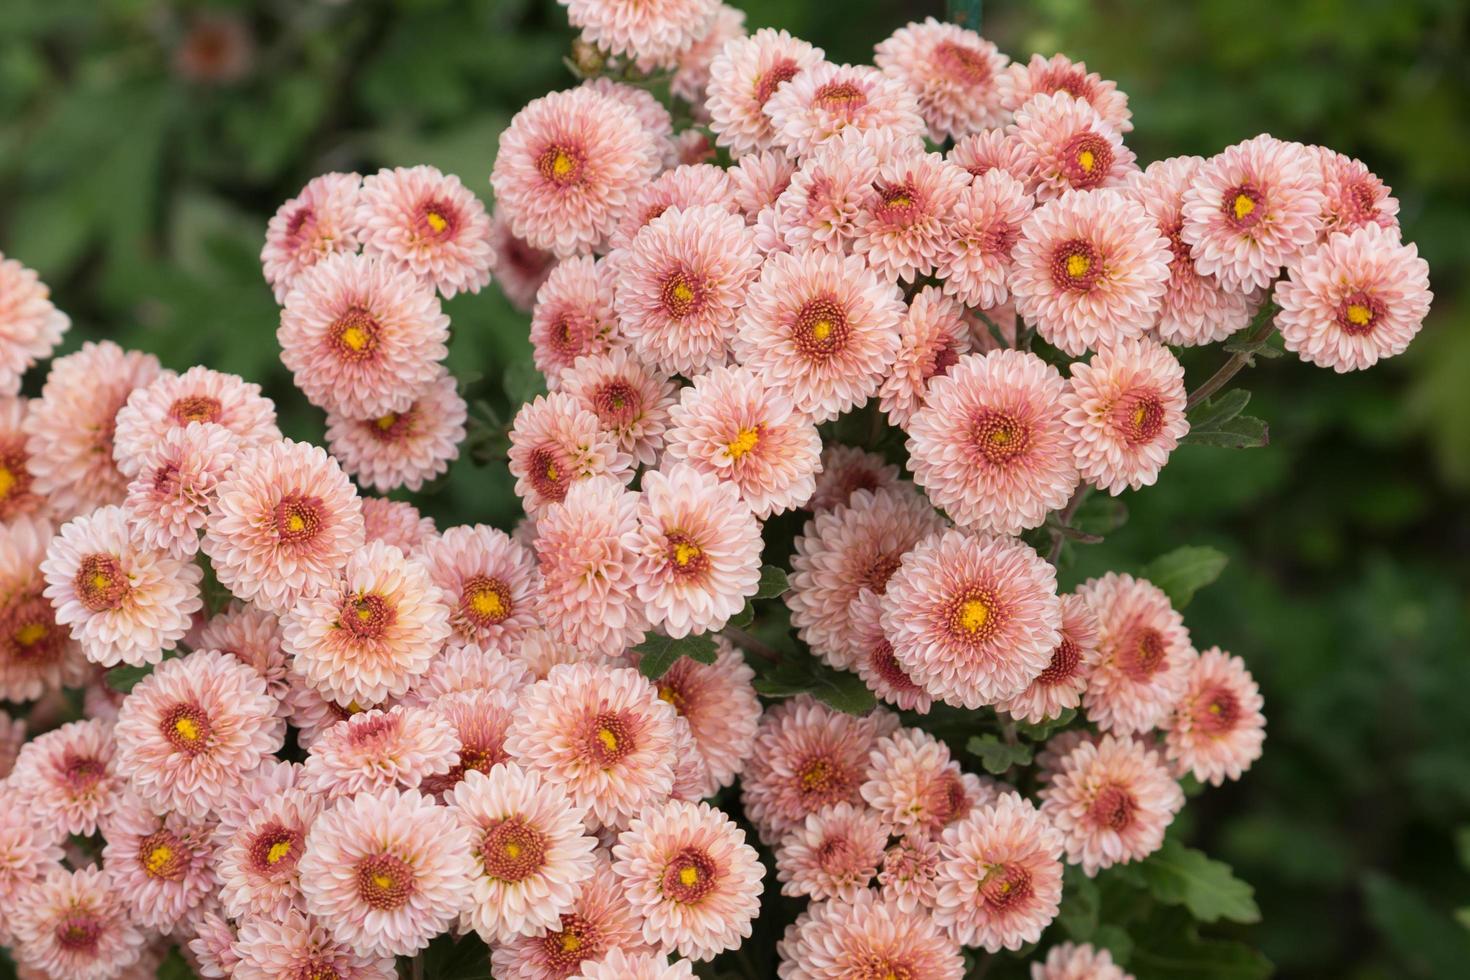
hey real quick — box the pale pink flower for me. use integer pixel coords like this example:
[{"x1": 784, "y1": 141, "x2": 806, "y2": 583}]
[
  {"x1": 641, "y1": 636, "x2": 760, "y2": 793},
  {"x1": 232, "y1": 909, "x2": 397, "y2": 980},
  {"x1": 8, "y1": 866, "x2": 145, "y2": 980},
  {"x1": 490, "y1": 210, "x2": 558, "y2": 311},
  {"x1": 613, "y1": 799, "x2": 764, "y2": 960},
  {"x1": 996, "y1": 593, "x2": 1101, "y2": 725},
  {"x1": 861, "y1": 727, "x2": 975, "y2": 836},
  {"x1": 530, "y1": 256, "x2": 623, "y2": 389},
  {"x1": 729, "y1": 150, "x2": 798, "y2": 217},
  {"x1": 879, "y1": 832, "x2": 943, "y2": 913},
  {"x1": 1128, "y1": 156, "x2": 1262, "y2": 346},
  {"x1": 905, "y1": 350, "x2": 1076, "y2": 536},
  {"x1": 282, "y1": 540, "x2": 451, "y2": 707},
  {"x1": 533, "y1": 476, "x2": 647, "y2": 654},
  {"x1": 204, "y1": 439, "x2": 366, "y2": 613},
  {"x1": 509, "y1": 392, "x2": 634, "y2": 517},
  {"x1": 41, "y1": 505, "x2": 203, "y2": 667},
  {"x1": 112, "y1": 365, "x2": 280, "y2": 477},
  {"x1": 1180, "y1": 135, "x2": 1326, "y2": 292},
  {"x1": 1003, "y1": 53, "x2": 1132, "y2": 133},
  {"x1": 878, "y1": 287, "x2": 974, "y2": 429},
  {"x1": 613, "y1": 204, "x2": 760, "y2": 377},
  {"x1": 1163, "y1": 647, "x2": 1266, "y2": 786},
  {"x1": 0, "y1": 254, "x2": 68, "y2": 397},
  {"x1": 184, "y1": 907, "x2": 240, "y2": 979},
  {"x1": 706, "y1": 29, "x2": 825, "y2": 156},
  {"x1": 949, "y1": 128, "x2": 1033, "y2": 182},
  {"x1": 489, "y1": 855, "x2": 646, "y2": 980},
  {"x1": 735, "y1": 249, "x2": 904, "y2": 423},
  {"x1": 1010, "y1": 188, "x2": 1171, "y2": 356},
  {"x1": 1063, "y1": 338, "x2": 1189, "y2": 494},
  {"x1": 8, "y1": 718, "x2": 121, "y2": 837},
  {"x1": 778, "y1": 889, "x2": 964, "y2": 980},
  {"x1": 808, "y1": 445, "x2": 900, "y2": 513},
  {"x1": 1034, "y1": 730, "x2": 1099, "y2": 786},
  {"x1": 1039, "y1": 734, "x2": 1184, "y2": 875},
  {"x1": 787, "y1": 485, "x2": 946, "y2": 669},
  {"x1": 1275, "y1": 223, "x2": 1432, "y2": 372},
  {"x1": 447, "y1": 762, "x2": 598, "y2": 942},
  {"x1": 562, "y1": 349, "x2": 679, "y2": 467},
  {"x1": 301, "y1": 703, "x2": 460, "y2": 799},
  {"x1": 123, "y1": 422, "x2": 239, "y2": 558},
  {"x1": 671, "y1": 3, "x2": 747, "y2": 104},
  {"x1": 508, "y1": 663, "x2": 680, "y2": 828},
  {"x1": 299, "y1": 787, "x2": 475, "y2": 956},
  {"x1": 405, "y1": 645, "x2": 530, "y2": 706},
  {"x1": 261, "y1": 172, "x2": 363, "y2": 302},
  {"x1": 1011, "y1": 92, "x2": 1137, "y2": 201},
  {"x1": 0, "y1": 710, "x2": 23, "y2": 780},
  {"x1": 512, "y1": 626, "x2": 626, "y2": 680},
  {"x1": 209, "y1": 756, "x2": 303, "y2": 841},
  {"x1": 102, "y1": 797, "x2": 217, "y2": 931},
  {"x1": 216, "y1": 786, "x2": 321, "y2": 920},
  {"x1": 1032, "y1": 942, "x2": 1134, "y2": 980},
  {"x1": 875, "y1": 17, "x2": 1008, "y2": 140},
  {"x1": 850, "y1": 593, "x2": 933, "y2": 713},
  {"x1": 854, "y1": 151, "x2": 972, "y2": 283},
  {"x1": 772, "y1": 128, "x2": 880, "y2": 254},
  {"x1": 278, "y1": 251, "x2": 450, "y2": 419},
  {"x1": 418, "y1": 523, "x2": 541, "y2": 653},
  {"x1": 937, "y1": 168, "x2": 1033, "y2": 310},
  {"x1": 23, "y1": 341, "x2": 161, "y2": 518},
  {"x1": 0, "y1": 807, "x2": 64, "y2": 943},
  {"x1": 0, "y1": 396, "x2": 45, "y2": 523},
  {"x1": 572, "y1": 948, "x2": 696, "y2": 980},
  {"x1": 197, "y1": 602, "x2": 290, "y2": 709},
  {"x1": 561, "y1": 0, "x2": 717, "y2": 69},
  {"x1": 356, "y1": 164, "x2": 493, "y2": 298},
  {"x1": 492, "y1": 86, "x2": 662, "y2": 257},
  {"x1": 326, "y1": 366, "x2": 466, "y2": 493},
  {"x1": 765, "y1": 61, "x2": 926, "y2": 158},
  {"x1": 609, "y1": 164, "x2": 737, "y2": 251},
  {"x1": 419, "y1": 688, "x2": 518, "y2": 798},
  {"x1": 0, "y1": 516, "x2": 88, "y2": 701},
  {"x1": 361, "y1": 496, "x2": 437, "y2": 553},
  {"x1": 1313, "y1": 145, "x2": 1400, "y2": 238},
  {"x1": 580, "y1": 77, "x2": 677, "y2": 167},
  {"x1": 776, "y1": 801, "x2": 887, "y2": 902},
  {"x1": 741, "y1": 696, "x2": 898, "y2": 843},
  {"x1": 1076, "y1": 572, "x2": 1192, "y2": 735}
]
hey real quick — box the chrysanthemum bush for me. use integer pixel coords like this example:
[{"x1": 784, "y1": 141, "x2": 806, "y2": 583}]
[{"x1": 0, "y1": 2, "x2": 1434, "y2": 978}]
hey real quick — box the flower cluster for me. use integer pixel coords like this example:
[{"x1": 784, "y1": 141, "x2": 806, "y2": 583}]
[{"x1": 0, "y1": 2, "x2": 1432, "y2": 978}]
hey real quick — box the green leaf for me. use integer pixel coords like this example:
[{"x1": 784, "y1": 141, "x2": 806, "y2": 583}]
[
  {"x1": 1455, "y1": 825, "x2": 1470, "y2": 870},
  {"x1": 420, "y1": 930, "x2": 494, "y2": 980},
  {"x1": 155, "y1": 948, "x2": 195, "y2": 980},
  {"x1": 1183, "y1": 395, "x2": 1270, "y2": 449},
  {"x1": 965, "y1": 734, "x2": 1034, "y2": 775},
  {"x1": 752, "y1": 659, "x2": 877, "y2": 716},
  {"x1": 1057, "y1": 866, "x2": 1100, "y2": 940},
  {"x1": 1187, "y1": 389, "x2": 1251, "y2": 429},
  {"x1": 502, "y1": 358, "x2": 547, "y2": 407},
  {"x1": 106, "y1": 649, "x2": 182, "y2": 694},
  {"x1": 1093, "y1": 924, "x2": 1135, "y2": 966},
  {"x1": 1363, "y1": 872, "x2": 1470, "y2": 977},
  {"x1": 1129, "y1": 909, "x2": 1271, "y2": 979},
  {"x1": 1134, "y1": 837, "x2": 1261, "y2": 924},
  {"x1": 754, "y1": 565, "x2": 790, "y2": 599},
  {"x1": 1140, "y1": 546, "x2": 1229, "y2": 609},
  {"x1": 1071, "y1": 495, "x2": 1129, "y2": 537},
  {"x1": 1012, "y1": 708, "x2": 1077, "y2": 742},
  {"x1": 634, "y1": 632, "x2": 719, "y2": 679}
]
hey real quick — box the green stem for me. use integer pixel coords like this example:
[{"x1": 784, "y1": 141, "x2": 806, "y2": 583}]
[
  {"x1": 1046, "y1": 485, "x2": 1091, "y2": 565},
  {"x1": 721, "y1": 625, "x2": 782, "y2": 664},
  {"x1": 1185, "y1": 309, "x2": 1278, "y2": 410}
]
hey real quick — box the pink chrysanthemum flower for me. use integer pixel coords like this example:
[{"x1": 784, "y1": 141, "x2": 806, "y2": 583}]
[
  {"x1": 765, "y1": 62, "x2": 925, "y2": 158},
  {"x1": 904, "y1": 350, "x2": 1076, "y2": 535},
  {"x1": 447, "y1": 762, "x2": 598, "y2": 943},
  {"x1": 772, "y1": 128, "x2": 880, "y2": 254},
  {"x1": 216, "y1": 786, "x2": 322, "y2": 920},
  {"x1": 1163, "y1": 647, "x2": 1266, "y2": 786},
  {"x1": 1128, "y1": 156, "x2": 1262, "y2": 346},
  {"x1": 641, "y1": 637, "x2": 761, "y2": 794},
  {"x1": 612, "y1": 204, "x2": 760, "y2": 377},
  {"x1": 572, "y1": 948, "x2": 697, "y2": 980},
  {"x1": 490, "y1": 211, "x2": 558, "y2": 312},
  {"x1": 1003, "y1": 53, "x2": 1132, "y2": 133},
  {"x1": 509, "y1": 392, "x2": 634, "y2": 517},
  {"x1": 875, "y1": 17, "x2": 1008, "y2": 141},
  {"x1": 850, "y1": 593, "x2": 933, "y2": 713},
  {"x1": 879, "y1": 833, "x2": 944, "y2": 913},
  {"x1": 936, "y1": 168, "x2": 1033, "y2": 310},
  {"x1": 533, "y1": 476, "x2": 647, "y2": 654},
  {"x1": 610, "y1": 164, "x2": 737, "y2": 251},
  {"x1": 882, "y1": 529, "x2": 1061, "y2": 709},
  {"x1": 278, "y1": 251, "x2": 450, "y2": 419},
  {"x1": 8, "y1": 718, "x2": 121, "y2": 837},
  {"x1": 787, "y1": 485, "x2": 946, "y2": 669},
  {"x1": 0, "y1": 517, "x2": 88, "y2": 702},
  {"x1": 405, "y1": 645, "x2": 530, "y2": 706},
  {"x1": 356, "y1": 164, "x2": 493, "y2": 298},
  {"x1": 1034, "y1": 730, "x2": 1099, "y2": 786},
  {"x1": 706, "y1": 29, "x2": 825, "y2": 156},
  {"x1": 41, "y1": 505, "x2": 202, "y2": 667},
  {"x1": 0, "y1": 254, "x2": 68, "y2": 397},
  {"x1": 613, "y1": 799, "x2": 764, "y2": 960},
  {"x1": 184, "y1": 907, "x2": 241, "y2": 979},
  {"x1": 512, "y1": 626, "x2": 625, "y2": 680},
  {"x1": 418, "y1": 523, "x2": 541, "y2": 653},
  {"x1": 419, "y1": 688, "x2": 518, "y2": 797},
  {"x1": 729, "y1": 150, "x2": 798, "y2": 217},
  {"x1": 361, "y1": 496, "x2": 437, "y2": 553},
  {"x1": 299, "y1": 787, "x2": 475, "y2": 956},
  {"x1": 1062, "y1": 338, "x2": 1189, "y2": 495},
  {"x1": 0, "y1": 709, "x2": 23, "y2": 779},
  {"x1": 561, "y1": 0, "x2": 717, "y2": 69},
  {"x1": 507, "y1": 663, "x2": 680, "y2": 829},
  {"x1": 671, "y1": 2, "x2": 747, "y2": 105},
  {"x1": 301, "y1": 703, "x2": 460, "y2": 799},
  {"x1": 123, "y1": 422, "x2": 239, "y2": 558},
  {"x1": 326, "y1": 366, "x2": 466, "y2": 493},
  {"x1": 0, "y1": 808, "x2": 64, "y2": 943},
  {"x1": 490, "y1": 855, "x2": 646, "y2": 980},
  {"x1": 1010, "y1": 189, "x2": 1171, "y2": 356},
  {"x1": 1313, "y1": 145, "x2": 1400, "y2": 238},
  {"x1": 282, "y1": 540, "x2": 452, "y2": 707},
  {"x1": 949, "y1": 128, "x2": 1033, "y2": 182},
  {"x1": 995, "y1": 593, "x2": 1100, "y2": 725},
  {"x1": 114, "y1": 649, "x2": 284, "y2": 818},
  {"x1": 562, "y1": 350, "x2": 679, "y2": 468},
  {"x1": 112, "y1": 365, "x2": 279, "y2": 477},
  {"x1": 1039, "y1": 734, "x2": 1184, "y2": 876},
  {"x1": 197, "y1": 601, "x2": 290, "y2": 707},
  {"x1": 23, "y1": 341, "x2": 161, "y2": 518},
  {"x1": 861, "y1": 727, "x2": 974, "y2": 836},
  {"x1": 780, "y1": 889, "x2": 964, "y2": 980},
  {"x1": 854, "y1": 151, "x2": 972, "y2": 283},
  {"x1": 492, "y1": 86, "x2": 662, "y2": 257},
  {"x1": 233, "y1": 909, "x2": 397, "y2": 980},
  {"x1": 933, "y1": 794, "x2": 1063, "y2": 951},
  {"x1": 1180, "y1": 135, "x2": 1325, "y2": 293},
  {"x1": 261, "y1": 172, "x2": 364, "y2": 303},
  {"x1": 808, "y1": 445, "x2": 900, "y2": 513},
  {"x1": 668, "y1": 717, "x2": 715, "y2": 803},
  {"x1": 734, "y1": 249, "x2": 904, "y2": 424},
  {"x1": 878, "y1": 287, "x2": 974, "y2": 429},
  {"x1": 102, "y1": 798, "x2": 217, "y2": 931},
  {"x1": 775, "y1": 801, "x2": 887, "y2": 902},
  {"x1": 530, "y1": 256, "x2": 623, "y2": 390},
  {"x1": 1033, "y1": 942, "x2": 1134, "y2": 980},
  {"x1": 1076, "y1": 572, "x2": 1191, "y2": 735},
  {"x1": 0, "y1": 396, "x2": 45, "y2": 523},
  {"x1": 1011, "y1": 92, "x2": 1137, "y2": 202},
  {"x1": 581, "y1": 77, "x2": 678, "y2": 168},
  {"x1": 204, "y1": 439, "x2": 366, "y2": 613},
  {"x1": 282, "y1": 677, "x2": 359, "y2": 747},
  {"x1": 8, "y1": 866, "x2": 146, "y2": 980},
  {"x1": 1274, "y1": 223, "x2": 1432, "y2": 372},
  {"x1": 741, "y1": 697, "x2": 897, "y2": 844}
]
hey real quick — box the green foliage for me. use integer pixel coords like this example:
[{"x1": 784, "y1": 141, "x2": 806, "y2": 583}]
[
  {"x1": 635, "y1": 632, "x2": 719, "y2": 680},
  {"x1": 1184, "y1": 391, "x2": 1271, "y2": 449},
  {"x1": 1120, "y1": 837, "x2": 1262, "y2": 925},
  {"x1": 418, "y1": 932, "x2": 493, "y2": 980},
  {"x1": 1139, "y1": 545, "x2": 1229, "y2": 608},
  {"x1": 965, "y1": 733, "x2": 1035, "y2": 775},
  {"x1": 752, "y1": 652, "x2": 877, "y2": 716}
]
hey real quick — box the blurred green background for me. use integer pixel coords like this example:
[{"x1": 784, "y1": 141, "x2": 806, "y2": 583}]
[{"x1": 2, "y1": 1, "x2": 1467, "y2": 977}]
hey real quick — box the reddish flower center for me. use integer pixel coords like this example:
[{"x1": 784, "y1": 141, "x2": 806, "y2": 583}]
[
  {"x1": 338, "y1": 593, "x2": 396, "y2": 640},
  {"x1": 969, "y1": 410, "x2": 1031, "y2": 465},
  {"x1": 812, "y1": 81, "x2": 868, "y2": 113},
  {"x1": 288, "y1": 962, "x2": 342, "y2": 980},
  {"x1": 656, "y1": 678, "x2": 688, "y2": 714},
  {"x1": 1345, "y1": 180, "x2": 1380, "y2": 224},
  {"x1": 754, "y1": 59, "x2": 800, "y2": 105},
  {"x1": 1335, "y1": 289, "x2": 1383, "y2": 336},
  {"x1": 528, "y1": 445, "x2": 569, "y2": 504},
  {"x1": 583, "y1": 711, "x2": 635, "y2": 767},
  {"x1": 816, "y1": 833, "x2": 856, "y2": 873},
  {"x1": 935, "y1": 41, "x2": 992, "y2": 85},
  {"x1": 416, "y1": 200, "x2": 456, "y2": 239},
  {"x1": 1090, "y1": 783, "x2": 1137, "y2": 831},
  {"x1": 797, "y1": 754, "x2": 854, "y2": 807},
  {"x1": 867, "y1": 640, "x2": 923, "y2": 696},
  {"x1": 793, "y1": 296, "x2": 850, "y2": 362},
  {"x1": 1114, "y1": 392, "x2": 1166, "y2": 445},
  {"x1": 248, "y1": 823, "x2": 303, "y2": 874},
  {"x1": 53, "y1": 914, "x2": 102, "y2": 952},
  {"x1": 537, "y1": 144, "x2": 584, "y2": 187},
  {"x1": 592, "y1": 380, "x2": 641, "y2": 427},
  {"x1": 661, "y1": 846, "x2": 718, "y2": 904},
  {"x1": 549, "y1": 313, "x2": 592, "y2": 357},
  {"x1": 945, "y1": 586, "x2": 1004, "y2": 645},
  {"x1": 1119, "y1": 627, "x2": 1166, "y2": 681},
  {"x1": 0, "y1": 440, "x2": 33, "y2": 511},
  {"x1": 875, "y1": 181, "x2": 921, "y2": 224},
  {"x1": 1042, "y1": 67, "x2": 1092, "y2": 101},
  {"x1": 461, "y1": 575, "x2": 512, "y2": 627},
  {"x1": 161, "y1": 702, "x2": 214, "y2": 756},
  {"x1": 61, "y1": 751, "x2": 107, "y2": 793},
  {"x1": 664, "y1": 531, "x2": 709, "y2": 579},
  {"x1": 139, "y1": 830, "x2": 187, "y2": 880},
  {"x1": 284, "y1": 205, "x2": 315, "y2": 243},
  {"x1": 540, "y1": 914, "x2": 602, "y2": 970},
  {"x1": 1194, "y1": 684, "x2": 1242, "y2": 736},
  {"x1": 1050, "y1": 237, "x2": 1102, "y2": 291},
  {"x1": 274, "y1": 493, "x2": 324, "y2": 544},
  {"x1": 328, "y1": 306, "x2": 381, "y2": 361},
  {"x1": 861, "y1": 554, "x2": 903, "y2": 594},
  {"x1": 854, "y1": 956, "x2": 916, "y2": 980},
  {"x1": 980, "y1": 862, "x2": 1032, "y2": 908},
  {"x1": 1222, "y1": 183, "x2": 1265, "y2": 230},
  {"x1": 5, "y1": 596, "x2": 64, "y2": 663},
  {"x1": 1036, "y1": 636, "x2": 1081, "y2": 686},
  {"x1": 355, "y1": 853, "x2": 415, "y2": 910},
  {"x1": 928, "y1": 342, "x2": 963, "y2": 382},
  {"x1": 168, "y1": 394, "x2": 223, "y2": 424},
  {"x1": 366, "y1": 407, "x2": 417, "y2": 444},
  {"x1": 659, "y1": 268, "x2": 706, "y2": 319},
  {"x1": 1059, "y1": 131, "x2": 1114, "y2": 189},
  {"x1": 75, "y1": 553, "x2": 129, "y2": 612},
  {"x1": 1165, "y1": 219, "x2": 1193, "y2": 267},
  {"x1": 346, "y1": 713, "x2": 399, "y2": 749},
  {"x1": 481, "y1": 816, "x2": 548, "y2": 882}
]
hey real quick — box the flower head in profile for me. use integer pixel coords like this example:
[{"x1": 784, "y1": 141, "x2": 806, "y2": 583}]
[
  {"x1": 706, "y1": 29, "x2": 825, "y2": 156},
  {"x1": 571, "y1": 948, "x2": 697, "y2": 980},
  {"x1": 217, "y1": 786, "x2": 322, "y2": 921},
  {"x1": 808, "y1": 445, "x2": 901, "y2": 513},
  {"x1": 326, "y1": 366, "x2": 466, "y2": 494},
  {"x1": 123, "y1": 421, "x2": 240, "y2": 558},
  {"x1": 560, "y1": 0, "x2": 717, "y2": 69},
  {"x1": 875, "y1": 18, "x2": 1009, "y2": 141},
  {"x1": 509, "y1": 392, "x2": 634, "y2": 517},
  {"x1": 0, "y1": 709, "x2": 25, "y2": 780},
  {"x1": 196, "y1": 602, "x2": 290, "y2": 708},
  {"x1": 0, "y1": 807, "x2": 64, "y2": 942},
  {"x1": 561, "y1": 349, "x2": 679, "y2": 469},
  {"x1": 730, "y1": 150, "x2": 798, "y2": 220},
  {"x1": 610, "y1": 163, "x2": 737, "y2": 250},
  {"x1": 490, "y1": 210, "x2": 558, "y2": 312},
  {"x1": 232, "y1": 909, "x2": 397, "y2": 980},
  {"x1": 643, "y1": 636, "x2": 762, "y2": 794},
  {"x1": 1032, "y1": 942, "x2": 1134, "y2": 980},
  {"x1": 0, "y1": 253, "x2": 69, "y2": 397},
  {"x1": 1003, "y1": 53, "x2": 1133, "y2": 133},
  {"x1": 418, "y1": 523, "x2": 541, "y2": 653},
  {"x1": 861, "y1": 727, "x2": 976, "y2": 836},
  {"x1": 878, "y1": 832, "x2": 944, "y2": 913},
  {"x1": 0, "y1": 397, "x2": 44, "y2": 523},
  {"x1": 1163, "y1": 647, "x2": 1266, "y2": 786},
  {"x1": 582, "y1": 77, "x2": 678, "y2": 167},
  {"x1": 8, "y1": 866, "x2": 147, "y2": 980},
  {"x1": 949, "y1": 128, "x2": 1033, "y2": 182},
  {"x1": 112, "y1": 365, "x2": 280, "y2": 477},
  {"x1": 302, "y1": 703, "x2": 461, "y2": 800},
  {"x1": 1063, "y1": 338, "x2": 1189, "y2": 495},
  {"x1": 849, "y1": 593, "x2": 933, "y2": 713},
  {"x1": 775, "y1": 801, "x2": 888, "y2": 902},
  {"x1": 356, "y1": 164, "x2": 493, "y2": 297},
  {"x1": 8, "y1": 718, "x2": 123, "y2": 837},
  {"x1": 0, "y1": 516, "x2": 89, "y2": 701},
  {"x1": 1312, "y1": 145, "x2": 1400, "y2": 238},
  {"x1": 878, "y1": 286, "x2": 975, "y2": 429},
  {"x1": 779, "y1": 888, "x2": 964, "y2": 980},
  {"x1": 1076, "y1": 572, "x2": 1191, "y2": 734},
  {"x1": 530, "y1": 256, "x2": 623, "y2": 389},
  {"x1": 490, "y1": 855, "x2": 645, "y2": 980},
  {"x1": 102, "y1": 797, "x2": 218, "y2": 931},
  {"x1": 1012, "y1": 92, "x2": 1137, "y2": 201},
  {"x1": 937, "y1": 168, "x2": 1033, "y2": 311},
  {"x1": 261, "y1": 172, "x2": 363, "y2": 302},
  {"x1": 361, "y1": 496, "x2": 437, "y2": 553},
  {"x1": 765, "y1": 62, "x2": 927, "y2": 159},
  {"x1": 771, "y1": 127, "x2": 881, "y2": 255},
  {"x1": 996, "y1": 593, "x2": 1101, "y2": 724}
]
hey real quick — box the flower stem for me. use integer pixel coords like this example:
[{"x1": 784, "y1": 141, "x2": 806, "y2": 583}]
[
  {"x1": 1185, "y1": 307, "x2": 1278, "y2": 410},
  {"x1": 721, "y1": 625, "x2": 783, "y2": 664},
  {"x1": 1046, "y1": 484, "x2": 1091, "y2": 565}
]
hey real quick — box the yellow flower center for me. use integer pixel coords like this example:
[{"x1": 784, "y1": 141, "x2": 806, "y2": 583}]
[
  {"x1": 13, "y1": 622, "x2": 46, "y2": 647},
  {"x1": 725, "y1": 426, "x2": 759, "y2": 460},
  {"x1": 550, "y1": 152, "x2": 574, "y2": 179},
  {"x1": 1065, "y1": 253, "x2": 1091, "y2": 279},
  {"x1": 1077, "y1": 148, "x2": 1096, "y2": 171},
  {"x1": 671, "y1": 281, "x2": 695, "y2": 305},
  {"x1": 678, "y1": 865, "x2": 701, "y2": 887},
  {"x1": 1346, "y1": 303, "x2": 1373, "y2": 327},
  {"x1": 374, "y1": 413, "x2": 398, "y2": 430},
  {"x1": 812, "y1": 318, "x2": 833, "y2": 341},
  {"x1": 371, "y1": 872, "x2": 394, "y2": 891},
  {"x1": 174, "y1": 716, "x2": 201, "y2": 742},
  {"x1": 0, "y1": 465, "x2": 13, "y2": 500},
  {"x1": 266, "y1": 841, "x2": 293, "y2": 864},
  {"x1": 471, "y1": 588, "x2": 505, "y2": 619},
  {"x1": 596, "y1": 727, "x2": 619, "y2": 755},
  {"x1": 425, "y1": 210, "x2": 448, "y2": 234},
  {"x1": 560, "y1": 932, "x2": 582, "y2": 953},
  {"x1": 286, "y1": 513, "x2": 306, "y2": 533},
  {"x1": 1232, "y1": 193, "x2": 1256, "y2": 221},
  {"x1": 545, "y1": 462, "x2": 559, "y2": 482},
  {"x1": 503, "y1": 840, "x2": 523, "y2": 859},
  {"x1": 674, "y1": 542, "x2": 701, "y2": 566},
  {"x1": 885, "y1": 194, "x2": 913, "y2": 209},
  {"x1": 339, "y1": 325, "x2": 370, "y2": 351},
  {"x1": 958, "y1": 598, "x2": 990, "y2": 633},
  {"x1": 145, "y1": 845, "x2": 174, "y2": 876}
]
